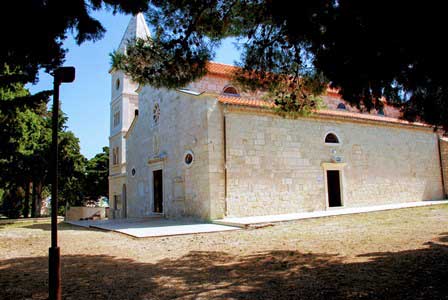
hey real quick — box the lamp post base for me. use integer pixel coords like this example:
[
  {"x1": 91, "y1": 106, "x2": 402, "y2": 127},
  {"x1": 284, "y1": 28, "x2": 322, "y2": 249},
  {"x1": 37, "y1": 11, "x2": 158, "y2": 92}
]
[{"x1": 49, "y1": 247, "x2": 61, "y2": 300}]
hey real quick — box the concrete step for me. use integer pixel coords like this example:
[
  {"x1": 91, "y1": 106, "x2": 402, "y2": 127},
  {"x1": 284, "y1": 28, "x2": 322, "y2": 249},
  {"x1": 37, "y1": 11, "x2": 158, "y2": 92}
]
[{"x1": 213, "y1": 200, "x2": 448, "y2": 227}]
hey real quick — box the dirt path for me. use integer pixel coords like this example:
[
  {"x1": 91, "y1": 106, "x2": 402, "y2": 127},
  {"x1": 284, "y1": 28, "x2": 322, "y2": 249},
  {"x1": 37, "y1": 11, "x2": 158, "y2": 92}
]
[{"x1": 1, "y1": 205, "x2": 448, "y2": 299}]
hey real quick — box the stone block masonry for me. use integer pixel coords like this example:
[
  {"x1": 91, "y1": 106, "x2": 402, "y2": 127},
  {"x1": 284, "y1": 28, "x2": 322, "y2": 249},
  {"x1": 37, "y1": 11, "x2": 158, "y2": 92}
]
[{"x1": 224, "y1": 108, "x2": 444, "y2": 217}]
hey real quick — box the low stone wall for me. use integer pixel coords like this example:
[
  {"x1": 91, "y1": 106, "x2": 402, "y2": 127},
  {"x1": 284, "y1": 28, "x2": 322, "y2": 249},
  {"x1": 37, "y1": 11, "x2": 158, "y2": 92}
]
[{"x1": 65, "y1": 207, "x2": 106, "y2": 221}]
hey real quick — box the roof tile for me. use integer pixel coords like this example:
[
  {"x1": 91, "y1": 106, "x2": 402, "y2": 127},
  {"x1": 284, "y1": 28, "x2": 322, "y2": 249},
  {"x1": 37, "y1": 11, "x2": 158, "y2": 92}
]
[{"x1": 217, "y1": 95, "x2": 429, "y2": 128}]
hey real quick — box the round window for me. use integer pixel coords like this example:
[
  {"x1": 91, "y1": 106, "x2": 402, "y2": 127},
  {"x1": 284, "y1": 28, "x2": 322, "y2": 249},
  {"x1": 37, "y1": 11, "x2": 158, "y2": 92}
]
[
  {"x1": 184, "y1": 151, "x2": 194, "y2": 167},
  {"x1": 115, "y1": 78, "x2": 120, "y2": 90},
  {"x1": 131, "y1": 168, "x2": 136, "y2": 176}
]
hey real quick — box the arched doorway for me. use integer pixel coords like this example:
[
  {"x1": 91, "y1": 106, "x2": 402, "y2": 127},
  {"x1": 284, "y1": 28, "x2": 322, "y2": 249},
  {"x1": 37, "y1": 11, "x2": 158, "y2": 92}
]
[{"x1": 122, "y1": 184, "x2": 127, "y2": 218}]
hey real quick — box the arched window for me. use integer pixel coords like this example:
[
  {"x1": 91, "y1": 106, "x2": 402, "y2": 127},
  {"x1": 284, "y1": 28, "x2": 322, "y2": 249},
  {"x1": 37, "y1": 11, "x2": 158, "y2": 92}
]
[
  {"x1": 337, "y1": 103, "x2": 346, "y2": 110},
  {"x1": 222, "y1": 86, "x2": 239, "y2": 95},
  {"x1": 325, "y1": 133, "x2": 339, "y2": 144},
  {"x1": 112, "y1": 147, "x2": 120, "y2": 165}
]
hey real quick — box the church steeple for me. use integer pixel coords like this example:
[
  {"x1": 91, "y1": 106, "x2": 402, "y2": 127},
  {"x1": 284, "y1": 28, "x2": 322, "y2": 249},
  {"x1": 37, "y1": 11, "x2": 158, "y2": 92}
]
[
  {"x1": 117, "y1": 12, "x2": 151, "y2": 53},
  {"x1": 109, "y1": 13, "x2": 151, "y2": 219}
]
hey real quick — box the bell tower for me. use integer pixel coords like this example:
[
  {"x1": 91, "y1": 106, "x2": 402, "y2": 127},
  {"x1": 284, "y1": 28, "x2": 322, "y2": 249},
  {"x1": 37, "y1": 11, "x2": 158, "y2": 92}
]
[{"x1": 109, "y1": 13, "x2": 151, "y2": 218}]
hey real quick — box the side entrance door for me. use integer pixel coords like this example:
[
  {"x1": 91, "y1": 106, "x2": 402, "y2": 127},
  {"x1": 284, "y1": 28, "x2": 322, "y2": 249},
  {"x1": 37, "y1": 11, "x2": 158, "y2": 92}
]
[
  {"x1": 153, "y1": 170, "x2": 163, "y2": 213},
  {"x1": 327, "y1": 170, "x2": 342, "y2": 207}
]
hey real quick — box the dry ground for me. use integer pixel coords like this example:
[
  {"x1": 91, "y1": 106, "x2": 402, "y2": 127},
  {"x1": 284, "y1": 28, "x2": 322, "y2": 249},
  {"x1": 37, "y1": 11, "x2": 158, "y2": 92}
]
[{"x1": 1, "y1": 205, "x2": 448, "y2": 300}]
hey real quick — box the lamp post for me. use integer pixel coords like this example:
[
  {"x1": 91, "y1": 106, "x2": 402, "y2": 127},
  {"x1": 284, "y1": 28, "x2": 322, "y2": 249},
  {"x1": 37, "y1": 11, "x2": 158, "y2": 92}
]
[{"x1": 49, "y1": 66, "x2": 75, "y2": 300}]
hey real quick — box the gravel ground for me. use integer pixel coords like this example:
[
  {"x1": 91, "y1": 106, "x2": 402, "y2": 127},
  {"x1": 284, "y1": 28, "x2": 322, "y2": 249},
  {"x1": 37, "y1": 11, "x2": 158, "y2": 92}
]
[{"x1": 1, "y1": 205, "x2": 448, "y2": 299}]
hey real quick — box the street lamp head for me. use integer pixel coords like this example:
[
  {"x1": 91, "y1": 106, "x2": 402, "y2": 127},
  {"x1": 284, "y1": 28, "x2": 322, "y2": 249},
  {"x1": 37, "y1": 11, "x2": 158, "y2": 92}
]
[{"x1": 54, "y1": 67, "x2": 75, "y2": 83}]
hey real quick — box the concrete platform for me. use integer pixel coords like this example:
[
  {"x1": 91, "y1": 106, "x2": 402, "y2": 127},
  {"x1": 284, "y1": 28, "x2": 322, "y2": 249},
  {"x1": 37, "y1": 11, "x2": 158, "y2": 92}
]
[
  {"x1": 213, "y1": 200, "x2": 448, "y2": 228},
  {"x1": 66, "y1": 217, "x2": 240, "y2": 238}
]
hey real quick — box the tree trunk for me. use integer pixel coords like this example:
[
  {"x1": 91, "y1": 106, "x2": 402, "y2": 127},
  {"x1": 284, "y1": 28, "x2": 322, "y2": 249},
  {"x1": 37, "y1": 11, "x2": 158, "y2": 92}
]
[
  {"x1": 22, "y1": 180, "x2": 31, "y2": 218},
  {"x1": 31, "y1": 181, "x2": 36, "y2": 218},
  {"x1": 35, "y1": 181, "x2": 42, "y2": 217},
  {"x1": 31, "y1": 180, "x2": 43, "y2": 218}
]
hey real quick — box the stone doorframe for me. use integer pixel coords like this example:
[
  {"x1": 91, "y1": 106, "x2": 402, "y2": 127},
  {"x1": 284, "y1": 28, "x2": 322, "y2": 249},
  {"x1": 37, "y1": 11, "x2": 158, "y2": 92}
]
[
  {"x1": 148, "y1": 158, "x2": 165, "y2": 215},
  {"x1": 322, "y1": 162, "x2": 347, "y2": 209}
]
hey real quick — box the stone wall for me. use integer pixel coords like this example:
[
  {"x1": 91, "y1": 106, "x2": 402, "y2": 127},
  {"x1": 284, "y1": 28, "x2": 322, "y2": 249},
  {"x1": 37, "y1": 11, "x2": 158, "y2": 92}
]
[
  {"x1": 440, "y1": 138, "x2": 448, "y2": 198},
  {"x1": 224, "y1": 108, "x2": 444, "y2": 217},
  {"x1": 108, "y1": 174, "x2": 126, "y2": 218},
  {"x1": 125, "y1": 87, "x2": 221, "y2": 219},
  {"x1": 206, "y1": 103, "x2": 226, "y2": 219},
  {"x1": 66, "y1": 207, "x2": 106, "y2": 221}
]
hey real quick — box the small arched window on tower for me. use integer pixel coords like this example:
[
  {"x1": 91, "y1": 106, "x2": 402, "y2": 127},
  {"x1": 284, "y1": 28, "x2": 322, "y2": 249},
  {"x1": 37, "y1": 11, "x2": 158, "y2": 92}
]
[
  {"x1": 113, "y1": 110, "x2": 120, "y2": 127},
  {"x1": 222, "y1": 86, "x2": 239, "y2": 96},
  {"x1": 112, "y1": 147, "x2": 120, "y2": 165},
  {"x1": 325, "y1": 133, "x2": 340, "y2": 144},
  {"x1": 337, "y1": 103, "x2": 346, "y2": 110}
]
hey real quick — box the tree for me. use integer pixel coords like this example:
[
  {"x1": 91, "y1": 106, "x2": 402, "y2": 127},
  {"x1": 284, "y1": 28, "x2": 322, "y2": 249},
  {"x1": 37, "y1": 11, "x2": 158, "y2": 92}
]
[
  {"x1": 1, "y1": 1, "x2": 151, "y2": 217},
  {"x1": 0, "y1": 65, "x2": 49, "y2": 218},
  {"x1": 58, "y1": 131, "x2": 87, "y2": 211},
  {"x1": 0, "y1": 0, "x2": 149, "y2": 82},
  {"x1": 83, "y1": 147, "x2": 110, "y2": 201},
  {"x1": 0, "y1": 0, "x2": 150, "y2": 116},
  {"x1": 113, "y1": 0, "x2": 448, "y2": 130},
  {"x1": 0, "y1": 66, "x2": 86, "y2": 217}
]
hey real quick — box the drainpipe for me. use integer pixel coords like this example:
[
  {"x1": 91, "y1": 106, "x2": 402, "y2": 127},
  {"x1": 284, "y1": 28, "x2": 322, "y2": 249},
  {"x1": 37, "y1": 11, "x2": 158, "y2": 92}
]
[
  {"x1": 437, "y1": 136, "x2": 447, "y2": 198},
  {"x1": 223, "y1": 114, "x2": 228, "y2": 216}
]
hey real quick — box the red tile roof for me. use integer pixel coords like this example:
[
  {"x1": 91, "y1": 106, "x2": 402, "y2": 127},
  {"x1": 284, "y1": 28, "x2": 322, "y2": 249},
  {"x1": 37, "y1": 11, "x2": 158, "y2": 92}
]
[
  {"x1": 217, "y1": 95, "x2": 274, "y2": 108},
  {"x1": 210, "y1": 62, "x2": 429, "y2": 128},
  {"x1": 216, "y1": 95, "x2": 429, "y2": 128},
  {"x1": 317, "y1": 108, "x2": 428, "y2": 127},
  {"x1": 208, "y1": 61, "x2": 342, "y2": 97},
  {"x1": 207, "y1": 62, "x2": 239, "y2": 76}
]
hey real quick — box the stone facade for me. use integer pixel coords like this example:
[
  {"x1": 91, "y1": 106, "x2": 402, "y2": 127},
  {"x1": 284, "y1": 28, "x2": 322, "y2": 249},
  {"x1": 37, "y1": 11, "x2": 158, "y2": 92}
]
[{"x1": 125, "y1": 87, "x2": 225, "y2": 219}]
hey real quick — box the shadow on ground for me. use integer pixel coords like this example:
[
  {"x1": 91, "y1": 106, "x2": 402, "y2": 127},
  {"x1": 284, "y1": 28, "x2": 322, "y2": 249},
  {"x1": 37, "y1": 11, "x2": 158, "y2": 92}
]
[
  {"x1": 0, "y1": 222, "x2": 88, "y2": 232},
  {"x1": 0, "y1": 222, "x2": 101, "y2": 232},
  {"x1": 1, "y1": 234, "x2": 448, "y2": 300}
]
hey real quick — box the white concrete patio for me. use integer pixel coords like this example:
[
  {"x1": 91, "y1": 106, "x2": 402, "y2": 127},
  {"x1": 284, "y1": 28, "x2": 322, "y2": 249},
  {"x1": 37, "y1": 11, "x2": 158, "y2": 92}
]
[
  {"x1": 66, "y1": 217, "x2": 240, "y2": 238},
  {"x1": 213, "y1": 200, "x2": 448, "y2": 228},
  {"x1": 66, "y1": 200, "x2": 448, "y2": 236}
]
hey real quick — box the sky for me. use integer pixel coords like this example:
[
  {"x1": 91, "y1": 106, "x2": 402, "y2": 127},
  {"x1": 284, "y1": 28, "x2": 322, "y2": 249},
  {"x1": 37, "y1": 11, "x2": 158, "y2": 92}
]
[{"x1": 27, "y1": 10, "x2": 240, "y2": 159}]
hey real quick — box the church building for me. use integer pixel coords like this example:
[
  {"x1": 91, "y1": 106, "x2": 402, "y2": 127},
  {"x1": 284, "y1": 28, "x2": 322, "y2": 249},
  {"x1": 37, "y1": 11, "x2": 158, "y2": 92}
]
[{"x1": 109, "y1": 14, "x2": 448, "y2": 220}]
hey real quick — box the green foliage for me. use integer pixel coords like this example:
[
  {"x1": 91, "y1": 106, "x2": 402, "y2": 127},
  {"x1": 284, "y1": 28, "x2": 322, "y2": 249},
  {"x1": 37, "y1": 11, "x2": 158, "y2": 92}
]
[
  {"x1": 115, "y1": 0, "x2": 448, "y2": 130},
  {"x1": 0, "y1": 66, "x2": 89, "y2": 216},
  {"x1": 1, "y1": 188, "x2": 23, "y2": 218},
  {"x1": 1, "y1": 1, "x2": 146, "y2": 216},
  {"x1": 110, "y1": 0, "x2": 243, "y2": 88},
  {"x1": 1, "y1": 0, "x2": 149, "y2": 86},
  {"x1": 58, "y1": 131, "x2": 88, "y2": 207},
  {"x1": 111, "y1": 37, "x2": 210, "y2": 89},
  {"x1": 83, "y1": 147, "x2": 109, "y2": 201}
]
